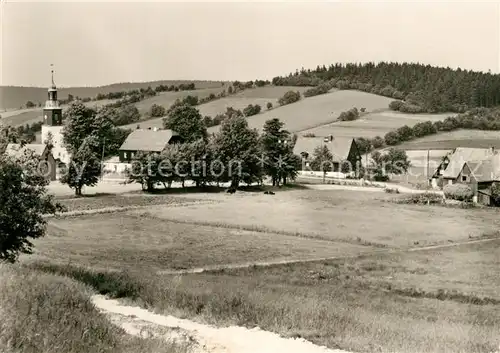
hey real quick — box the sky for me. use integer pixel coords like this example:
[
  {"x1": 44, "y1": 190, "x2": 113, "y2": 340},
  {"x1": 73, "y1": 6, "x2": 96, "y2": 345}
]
[{"x1": 1, "y1": 0, "x2": 500, "y2": 87}]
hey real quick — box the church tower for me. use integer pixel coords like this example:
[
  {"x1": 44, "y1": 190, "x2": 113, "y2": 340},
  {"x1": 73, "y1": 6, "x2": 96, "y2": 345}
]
[
  {"x1": 41, "y1": 65, "x2": 70, "y2": 167},
  {"x1": 43, "y1": 68, "x2": 63, "y2": 126}
]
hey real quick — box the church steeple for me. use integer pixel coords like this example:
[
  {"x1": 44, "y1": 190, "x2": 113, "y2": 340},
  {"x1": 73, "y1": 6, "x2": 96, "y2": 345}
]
[{"x1": 43, "y1": 64, "x2": 62, "y2": 126}]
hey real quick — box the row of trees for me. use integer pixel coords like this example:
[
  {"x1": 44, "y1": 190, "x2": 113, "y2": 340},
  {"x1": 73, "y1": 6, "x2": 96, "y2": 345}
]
[
  {"x1": 354, "y1": 107, "x2": 500, "y2": 154},
  {"x1": 129, "y1": 103, "x2": 301, "y2": 190},
  {"x1": 272, "y1": 62, "x2": 500, "y2": 113}
]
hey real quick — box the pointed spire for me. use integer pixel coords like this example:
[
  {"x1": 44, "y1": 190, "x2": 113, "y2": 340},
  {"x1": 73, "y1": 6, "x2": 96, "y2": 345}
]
[{"x1": 50, "y1": 64, "x2": 56, "y2": 89}]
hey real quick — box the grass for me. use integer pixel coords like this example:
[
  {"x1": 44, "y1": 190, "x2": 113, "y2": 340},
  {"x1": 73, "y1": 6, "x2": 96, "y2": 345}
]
[
  {"x1": 17, "y1": 186, "x2": 500, "y2": 353},
  {"x1": 302, "y1": 111, "x2": 453, "y2": 138},
  {"x1": 204, "y1": 89, "x2": 395, "y2": 134},
  {"x1": 124, "y1": 85, "x2": 311, "y2": 130},
  {"x1": 398, "y1": 129, "x2": 500, "y2": 150},
  {"x1": 0, "y1": 264, "x2": 187, "y2": 353},
  {"x1": 32, "y1": 239, "x2": 500, "y2": 353},
  {"x1": 127, "y1": 188, "x2": 500, "y2": 248},
  {"x1": 28, "y1": 210, "x2": 376, "y2": 272},
  {"x1": 56, "y1": 193, "x2": 202, "y2": 212}
]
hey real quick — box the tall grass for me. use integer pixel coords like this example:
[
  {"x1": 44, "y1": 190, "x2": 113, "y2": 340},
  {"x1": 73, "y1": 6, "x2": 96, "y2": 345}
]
[
  {"x1": 0, "y1": 264, "x2": 186, "y2": 353},
  {"x1": 32, "y1": 263, "x2": 500, "y2": 353}
]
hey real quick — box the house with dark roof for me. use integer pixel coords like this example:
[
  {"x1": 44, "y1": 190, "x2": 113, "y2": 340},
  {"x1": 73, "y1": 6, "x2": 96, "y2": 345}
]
[
  {"x1": 118, "y1": 129, "x2": 183, "y2": 163},
  {"x1": 5, "y1": 143, "x2": 56, "y2": 181},
  {"x1": 293, "y1": 135, "x2": 362, "y2": 178}
]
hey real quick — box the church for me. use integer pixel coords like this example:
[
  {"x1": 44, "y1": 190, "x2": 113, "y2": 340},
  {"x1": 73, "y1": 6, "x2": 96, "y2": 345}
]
[
  {"x1": 40, "y1": 68, "x2": 71, "y2": 167},
  {"x1": 6, "y1": 68, "x2": 71, "y2": 181}
]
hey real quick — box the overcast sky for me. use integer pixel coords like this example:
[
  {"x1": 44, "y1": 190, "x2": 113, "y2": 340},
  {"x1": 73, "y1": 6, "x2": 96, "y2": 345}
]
[{"x1": 2, "y1": 0, "x2": 499, "y2": 87}]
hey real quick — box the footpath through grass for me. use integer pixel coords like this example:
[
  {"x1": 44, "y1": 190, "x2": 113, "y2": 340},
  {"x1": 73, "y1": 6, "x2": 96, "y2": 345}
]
[
  {"x1": 0, "y1": 264, "x2": 187, "y2": 353},
  {"x1": 33, "y1": 238, "x2": 500, "y2": 353}
]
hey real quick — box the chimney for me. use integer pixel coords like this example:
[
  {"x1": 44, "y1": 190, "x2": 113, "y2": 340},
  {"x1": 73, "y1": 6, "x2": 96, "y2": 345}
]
[
  {"x1": 329, "y1": 135, "x2": 334, "y2": 142},
  {"x1": 153, "y1": 127, "x2": 158, "y2": 132},
  {"x1": 491, "y1": 146, "x2": 495, "y2": 154}
]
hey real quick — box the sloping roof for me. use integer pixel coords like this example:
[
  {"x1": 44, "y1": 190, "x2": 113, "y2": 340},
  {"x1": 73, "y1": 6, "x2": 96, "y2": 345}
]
[
  {"x1": 442, "y1": 147, "x2": 495, "y2": 179},
  {"x1": 293, "y1": 136, "x2": 354, "y2": 162},
  {"x1": 5, "y1": 143, "x2": 47, "y2": 158},
  {"x1": 467, "y1": 153, "x2": 500, "y2": 182},
  {"x1": 119, "y1": 129, "x2": 179, "y2": 152}
]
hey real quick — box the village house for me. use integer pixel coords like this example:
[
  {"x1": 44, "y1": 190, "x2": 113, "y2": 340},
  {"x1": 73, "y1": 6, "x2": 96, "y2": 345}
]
[
  {"x1": 435, "y1": 147, "x2": 500, "y2": 205},
  {"x1": 293, "y1": 135, "x2": 362, "y2": 178},
  {"x1": 5, "y1": 143, "x2": 57, "y2": 181},
  {"x1": 440, "y1": 147, "x2": 496, "y2": 185},
  {"x1": 102, "y1": 128, "x2": 183, "y2": 179}
]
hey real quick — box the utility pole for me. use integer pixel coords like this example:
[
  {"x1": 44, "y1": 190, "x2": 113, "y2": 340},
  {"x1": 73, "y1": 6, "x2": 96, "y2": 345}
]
[
  {"x1": 426, "y1": 149, "x2": 430, "y2": 187},
  {"x1": 100, "y1": 137, "x2": 106, "y2": 180}
]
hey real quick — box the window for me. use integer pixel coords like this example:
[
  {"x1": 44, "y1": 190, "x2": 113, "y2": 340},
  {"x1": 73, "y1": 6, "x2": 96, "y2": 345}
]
[{"x1": 462, "y1": 175, "x2": 467, "y2": 182}]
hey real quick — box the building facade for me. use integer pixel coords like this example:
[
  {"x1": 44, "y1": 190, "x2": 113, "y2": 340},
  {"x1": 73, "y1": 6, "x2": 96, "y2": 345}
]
[{"x1": 40, "y1": 69, "x2": 71, "y2": 167}]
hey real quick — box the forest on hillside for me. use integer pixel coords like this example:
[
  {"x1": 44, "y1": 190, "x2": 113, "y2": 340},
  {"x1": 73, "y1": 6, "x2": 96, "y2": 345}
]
[{"x1": 272, "y1": 62, "x2": 500, "y2": 113}]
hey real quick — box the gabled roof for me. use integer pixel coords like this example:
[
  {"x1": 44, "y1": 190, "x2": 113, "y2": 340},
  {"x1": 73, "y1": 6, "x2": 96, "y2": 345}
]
[
  {"x1": 293, "y1": 136, "x2": 355, "y2": 162},
  {"x1": 442, "y1": 147, "x2": 495, "y2": 179},
  {"x1": 466, "y1": 153, "x2": 500, "y2": 183},
  {"x1": 119, "y1": 129, "x2": 179, "y2": 152},
  {"x1": 5, "y1": 143, "x2": 47, "y2": 158}
]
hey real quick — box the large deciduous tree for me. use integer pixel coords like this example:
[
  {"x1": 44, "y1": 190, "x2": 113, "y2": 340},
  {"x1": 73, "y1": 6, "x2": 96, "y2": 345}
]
[
  {"x1": 213, "y1": 116, "x2": 262, "y2": 188},
  {"x1": 162, "y1": 103, "x2": 207, "y2": 143},
  {"x1": 0, "y1": 152, "x2": 63, "y2": 263},
  {"x1": 310, "y1": 145, "x2": 334, "y2": 182},
  {"x1": 260, "y1": 118, "x2": 300, "y2": 186}
]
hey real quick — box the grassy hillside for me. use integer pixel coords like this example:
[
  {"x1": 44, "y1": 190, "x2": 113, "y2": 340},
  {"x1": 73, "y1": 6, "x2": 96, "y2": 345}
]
[
  {"x1": 397, "y1": 129, "x2": 500, "y2": 150},
  {"x1": 302, "y1": 111, "x2": 454, "y2": 138},
  {"x1": 206, "y1": 89, "x2": 394, "y2": 134},
  {"x1": 124, "y1": 86, "x2": 310, "y2": 130},
  {"x1": 1, "y1": 99, "x2": 118, "y2": 127},
  {"x1": 0, "y1": 80, "x2": 225, "y2": 110}
]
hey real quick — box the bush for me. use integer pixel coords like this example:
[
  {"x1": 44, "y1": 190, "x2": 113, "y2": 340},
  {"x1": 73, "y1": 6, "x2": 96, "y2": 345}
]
[
  {"x1": 148, "y1": 103, "x2": 166, "y2": 118},
  {"x1": 443, "y1": 183, "x2": 474, "y2": 202},
  {"x1": 278, "y1": 91, "x2": 301, "y2": 106},
  {"x1": 338, "y1": 107, "x2": 360, "y2": 121},
  {"x1": 395, "y1": 193, "x2": 444, "y2": 205},
  {"x1": 303, "y1": 83, "x2": 331, "y2": 97},
  {"x1": 243, "y1": 104, "x2": 261, "y2": 117},
  {"x1": 389, "y1": 100, "x2": 404, "y2": 111}
]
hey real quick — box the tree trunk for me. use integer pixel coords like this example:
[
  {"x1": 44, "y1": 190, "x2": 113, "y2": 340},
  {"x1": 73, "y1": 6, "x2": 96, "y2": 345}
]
[
  {"x1": 231, "y1": 176, "x2": 240, "y2": 189},
  {"x1": 283, "y1": 175, "x2": 287, "y2": 185},
  {"x1": 181, "y1": 179, "x2": 185, "y2": 188}
]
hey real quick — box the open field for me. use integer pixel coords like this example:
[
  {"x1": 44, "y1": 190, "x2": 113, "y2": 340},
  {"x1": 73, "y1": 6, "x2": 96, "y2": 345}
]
[
  {"x1": 398, "y1": 129, "x2": 500, "y2": 150},
  {"x1": 197, "y1": 90, "x2": 395, "y2": 134},
  {"x1": 23, "y1": 186, "x2": 500, "y2": 353},
  {"x1": 302, "y1": 111, "x2": 454, "y2": 138},
  {"x1": 124, "y1": 86, "x2": 311, "y2": 130},
  {"x1": 129, "y1": 189, "x2": 500, "y2": 248},
  {"x1": 133, "y1": 86, "x2": 230, "y2": 117},
  {"x1": 1, "y1": 99, "x2": 120, "y2": 127},
  {"x1": 30, "y1": 211, "x2": 374, "y2": 272}
]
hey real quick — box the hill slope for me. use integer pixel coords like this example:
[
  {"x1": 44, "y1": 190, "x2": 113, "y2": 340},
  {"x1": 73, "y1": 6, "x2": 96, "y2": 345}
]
[
  {"x1": 123, "y1": 86, "x2": 310, "y2": 130},
  {"x1": 207, "y1": 89, "x2": 394, "y2": 134},
  {"x1": 0, "y1": 80, "x2": 225, "y2": 110}
]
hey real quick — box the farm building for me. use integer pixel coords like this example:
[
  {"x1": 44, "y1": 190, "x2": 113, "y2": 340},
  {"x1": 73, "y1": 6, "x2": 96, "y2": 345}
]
[
  {"x1": 4, "y1": 143, "x2": 57, "y2": 181},
  {"x1": 102, "y1": 128, "x2": 183, "y2": 180},
  {"x1": 293, "y1": 135, "x2": 362, "y2": 178},
  {"x1": 440, "y1": 147, "x2": 496, "y2": 185},
  {"x1": 435, "y1": 147, "x2": 500, "y2": 205},
  {"x1": 118, "y1": 128, "x2": 184, "y2": 163}
]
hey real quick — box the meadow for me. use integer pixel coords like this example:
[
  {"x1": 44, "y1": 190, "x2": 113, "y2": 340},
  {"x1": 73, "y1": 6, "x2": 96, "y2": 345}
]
[
  {"x1": 22, "y1": 186, "x2": 500, "y2": 353},
  {"x1": 125, "y1": 85, "x2": 311, "y2": 130},
  {"x1": 398, "y1": 129, "x2": 500, "y2": 150},
  {"x1": 301, "y1": 111, "x2": 454, "y2": 138},
  {"x1": 207, "y1": 89, "x2": 394, "y2": 134}
]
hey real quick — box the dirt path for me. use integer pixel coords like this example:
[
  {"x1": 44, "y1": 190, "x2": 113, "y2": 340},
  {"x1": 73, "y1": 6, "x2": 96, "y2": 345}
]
[
  {"x1": 157, "y1": 236, "x2": 499, "y2": 275},
  {"x1": 92, "y1": 295, "x2": 352, "y2": 353}
]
